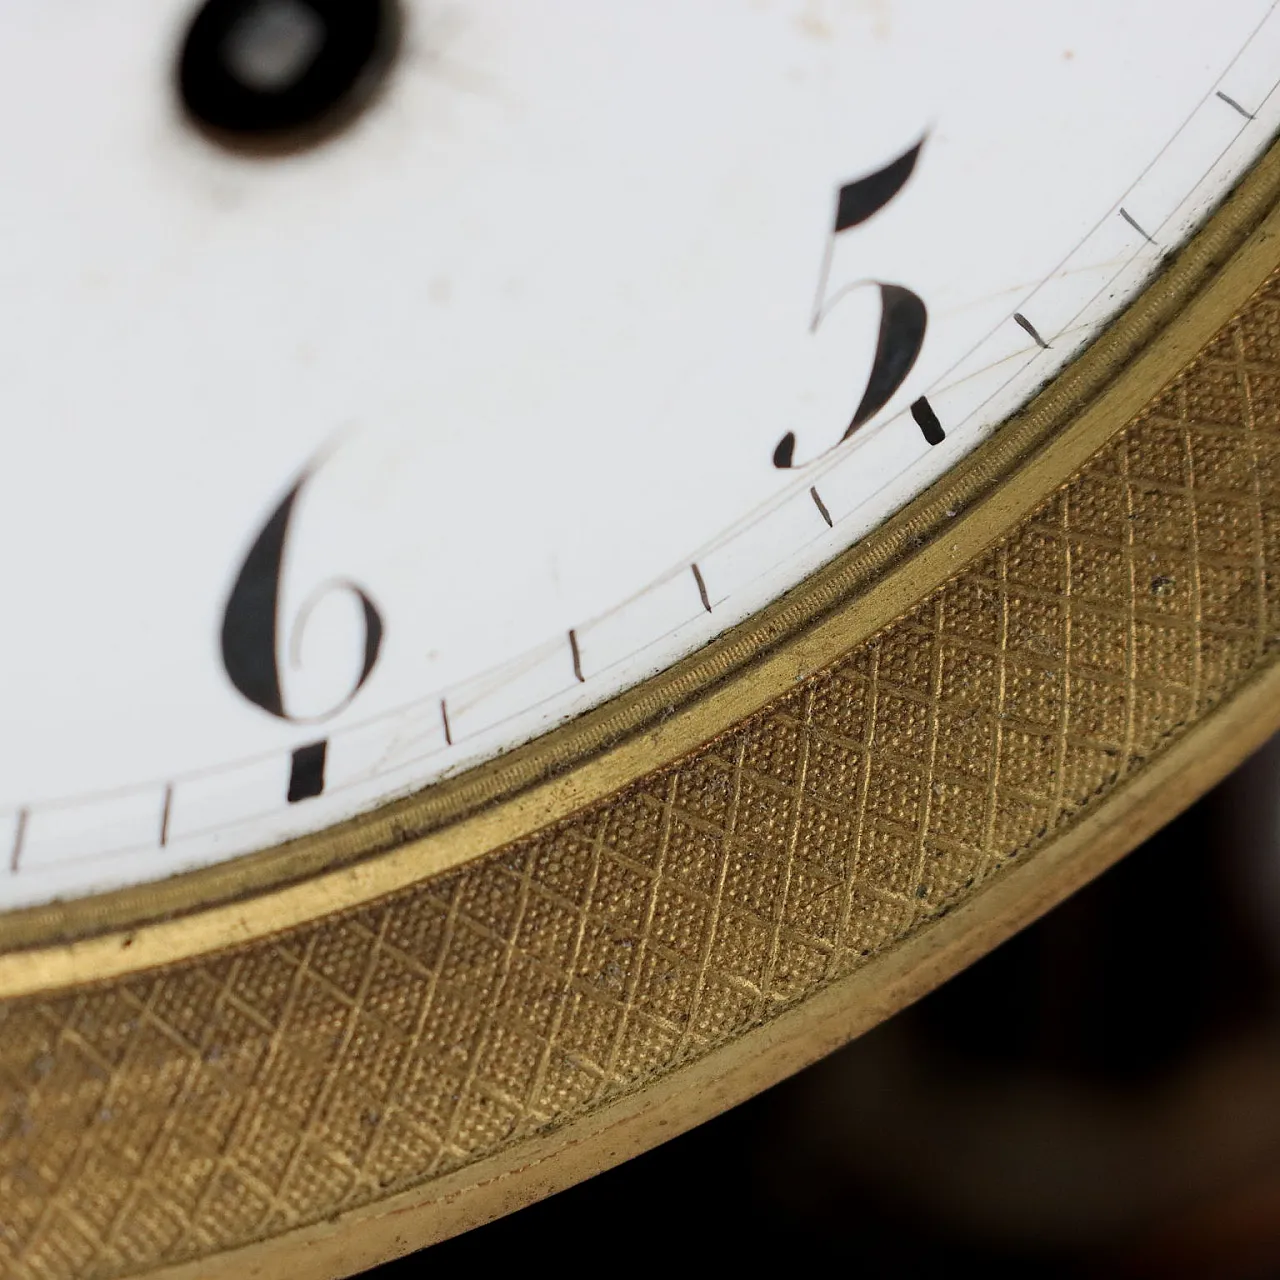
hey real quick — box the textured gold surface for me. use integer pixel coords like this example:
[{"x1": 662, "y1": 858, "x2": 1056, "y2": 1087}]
[{"x1": 3, "y1": 254, "x2": 1280, "y2": 1276}]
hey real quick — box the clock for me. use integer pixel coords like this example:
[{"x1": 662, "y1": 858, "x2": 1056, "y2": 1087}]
[{"x1": 3, "y1": 4, "x2": 1280, "y2": 1277}]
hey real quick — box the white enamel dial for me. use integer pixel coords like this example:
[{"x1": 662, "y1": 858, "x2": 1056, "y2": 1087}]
[{"x1": 2, "y1": 0, "x2": 1278, "y2": 909}]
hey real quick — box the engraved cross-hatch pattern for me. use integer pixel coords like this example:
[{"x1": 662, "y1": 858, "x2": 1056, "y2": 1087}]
[{"x1": 3, "y1": 270, "x2": 1280, "y2": 1278}]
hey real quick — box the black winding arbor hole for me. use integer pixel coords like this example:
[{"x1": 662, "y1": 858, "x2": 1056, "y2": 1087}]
[{"x1": 178, "y1": 0, "x2": 400, "y2": 151}]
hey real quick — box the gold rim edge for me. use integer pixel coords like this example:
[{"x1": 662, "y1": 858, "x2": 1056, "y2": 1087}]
[
  {"x1": 144, "y1": 652, "x2": 1280, "y2": 1280},
  {"x1": 1, "y1": 137, "x2": 1277, "y2": 986}
]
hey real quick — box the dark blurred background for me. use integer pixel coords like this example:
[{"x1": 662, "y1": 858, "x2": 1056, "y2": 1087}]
[{"x1": 374, "y1": 734, "x2": 1280, "y2": 1279}]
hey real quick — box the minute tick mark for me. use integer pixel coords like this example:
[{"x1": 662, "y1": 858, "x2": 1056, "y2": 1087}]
[
  {"x1": 159, "y1": 784, "x2": 173, "y2": 848},
  {"x1": 569, "y1": 629, "x2": 584, "y2": 683},
  {"x1": 1216, "y1": 90, "x2": 1255, "y2": 119},
  {"x1": 691, "y1": 563, "x2": 712, "y2": 613},
  {"x1": 910, "y1": 396, "x2": 945, "y2": 446},
  {"x1": 1119, "y1": 207, "x2": 1157, "y2": 245},
  {"x1": 1013, "y1": 312, "x2": 1051, "y2": 349},
  {"x1": 10, "y1": 808, "x2": 27, "y2": 874},
  {"x1": 288, "y1": 741, "x2": 327, "y2": 803},
  {"x1": 440, "y1": 698, "x2": 453, "y2": 746},
  {"x1": 810, "y1": 486, "x2": 833, "y2": 528}
]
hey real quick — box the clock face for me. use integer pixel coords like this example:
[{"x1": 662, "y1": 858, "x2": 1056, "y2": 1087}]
[{"x1": 1, "y1": 0, "x2": 1277, "y2": 910}]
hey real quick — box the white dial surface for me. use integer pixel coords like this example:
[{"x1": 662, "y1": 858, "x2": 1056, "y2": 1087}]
[{"x1": 2, "y1": 1, "x2": 1278, "y2": 909}]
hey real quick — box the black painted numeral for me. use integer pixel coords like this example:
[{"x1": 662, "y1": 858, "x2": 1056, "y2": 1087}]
[
  {"x1": 222, "y1": 466, "x2": 383, "y2": 722},
  {"x1": 833, "y1": 141, "x2": 923, "y2": 233},
  {"x1": 776, "y1": 140, "x2": 928, "y2": 469}
]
